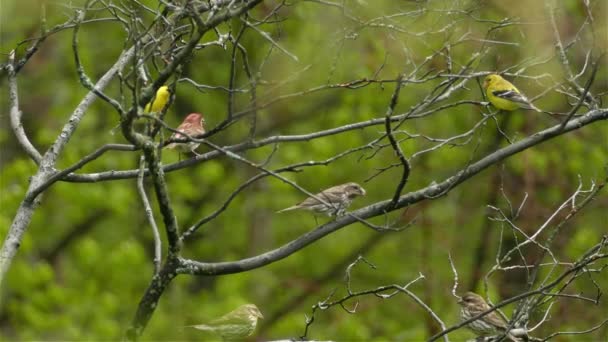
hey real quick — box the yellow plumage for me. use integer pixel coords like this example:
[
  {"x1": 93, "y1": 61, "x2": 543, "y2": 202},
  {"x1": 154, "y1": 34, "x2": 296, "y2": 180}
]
[
  {"x1": 144, "y1": 86, "x2": 171, "y2": 113},
  {"x1": 483, "y1": 74, "x2": 540, "y2": 112}
]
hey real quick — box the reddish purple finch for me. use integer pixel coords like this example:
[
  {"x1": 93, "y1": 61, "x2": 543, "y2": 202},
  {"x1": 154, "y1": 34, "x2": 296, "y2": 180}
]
[
  {"x1": 458, "y1": 292, "x2": 522, "y2": 341},
  {"x1": 166, "y1": 113, "x2": 205, "y2": 154},
  {"x1": 185, "y1": 304, "x2": 263, "y2": 340},
  {"x1": 277, "y1": 182, "x2": 366, "y2": 217}
]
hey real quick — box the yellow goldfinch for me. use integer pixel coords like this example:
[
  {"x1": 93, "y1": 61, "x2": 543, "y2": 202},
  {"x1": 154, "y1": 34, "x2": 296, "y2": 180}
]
[
  {"x1": 144, "y1": 85, "x2": 171, "y2": 113},
  {"x1": 483, "y1": 74, "x2": 540, "y2": 112}
]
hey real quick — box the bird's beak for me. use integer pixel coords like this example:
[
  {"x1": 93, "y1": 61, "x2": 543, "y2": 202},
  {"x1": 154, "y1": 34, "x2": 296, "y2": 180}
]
[
  {"x1": 457, "y1": 298, "x2": 463, "y2": 304},
  {"x1": 258, "y1": 312, "x2": 265, "y2": 319},
  {"x1": 361, "y1": 188, "x2": 367, "y2": 196}
]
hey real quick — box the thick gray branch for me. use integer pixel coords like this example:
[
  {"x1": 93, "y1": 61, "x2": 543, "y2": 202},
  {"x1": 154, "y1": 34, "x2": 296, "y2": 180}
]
[
  {"x1": 0, "y1": 46, "x2": 136, "y2": 287},
  {"x1": 59, "y1": 109, "x2": 466, "y2": 183},
  {"x1": 176, "y1": 109, "x2": 607, "y2": 276}
]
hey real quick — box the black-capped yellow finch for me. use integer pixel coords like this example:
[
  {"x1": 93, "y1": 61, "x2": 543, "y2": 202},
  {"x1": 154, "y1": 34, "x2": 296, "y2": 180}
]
[
  {"x1": 110, "y1": 85, "x2": 171, "y2": 135},
  {"x1": 277, "y1": 182, "x2": 366, "y2": 217},
  {"x1": 483, "y1": 74, "x2": 540, "y2": 112},
  {"x1": 185, "y1": 304, "x2": 264, "y2": 340},
  {"x1": 145, "y1": 85, "x2": 171, "y2": 114},
  {"x1": 166, "y1": 113, "x2": 205, "y2": 154}
]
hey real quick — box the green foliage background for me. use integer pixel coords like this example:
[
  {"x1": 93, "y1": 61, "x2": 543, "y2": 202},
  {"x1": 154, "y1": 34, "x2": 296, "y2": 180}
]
[{"x1": 1, "y1": 0, "x2": 607, "y2": 340}]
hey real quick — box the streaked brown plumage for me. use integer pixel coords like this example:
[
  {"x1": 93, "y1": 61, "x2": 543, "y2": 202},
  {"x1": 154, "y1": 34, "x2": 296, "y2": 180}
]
[
  {"x1": 166, "y1": 113, "x2": 205, "y2": 154},
  {"x1": 277, "y1": 182, "x2": 366, "y2": 217},
  {"x1": 458, "y1": 292, "x2": 521, "y2": 341}
]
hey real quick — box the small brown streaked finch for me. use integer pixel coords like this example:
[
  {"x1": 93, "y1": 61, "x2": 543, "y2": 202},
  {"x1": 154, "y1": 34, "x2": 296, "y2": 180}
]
[
  {"x1": 458, "y1": 292, "x2": 522, "y2": 341},
  {"x1": 185, "y1": 304, "x2": 264, "y2": 340},
  {"x1": 166, "y1": 113, "x2": 205, "y2": 154},
  {"x1": 277, "y1": 182, "x2": 366, "y2": 217}
]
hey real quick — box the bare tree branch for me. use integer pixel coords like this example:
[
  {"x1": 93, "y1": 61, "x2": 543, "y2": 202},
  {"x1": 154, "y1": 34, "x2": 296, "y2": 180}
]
[
  {"x1": 175, "y1": 109, "x2": 607, "y2": 276},
  {"x1": 0, "y1": 43, "x2": 137, "y2": 287},
  {"x1": 137, "y1": 156, "x2": 162, "y2": 274},
  {"x1": 430, "y1": 235, "x2": 608, "y2": 341},
  {"x1": 6, "y1": 50, "x2": 43, "y2": 164}
]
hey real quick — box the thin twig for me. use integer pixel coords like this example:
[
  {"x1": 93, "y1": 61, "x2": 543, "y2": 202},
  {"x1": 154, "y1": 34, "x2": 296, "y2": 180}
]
[
  {"x1": 6, "y1": 50, "x2": 43, "y2": 164},
  {"x1": 137, "y1": 156, "x2": 162, "y2": 274},
  {"x1": 384, "y1": 74, "x2": 410, "y2": 209}
]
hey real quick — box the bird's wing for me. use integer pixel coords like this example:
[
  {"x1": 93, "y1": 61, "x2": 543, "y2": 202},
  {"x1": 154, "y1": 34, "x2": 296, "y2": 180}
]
[
  {"x1": 471, "y1": 302, "x2": 506, "y2": 327},
  {"x1": 301, "y1": 187, "x2": 343, "y2": 205},
  {"x1": 492, "y1": 89, "x2": 527, "y2": 104},
  {"x1": 207, "y1": 314, "x2": 237, "y2": 327},
  {"x1": 278, "y1": 186, "x2": 347, "y2": 213},
  {"x1": 277, "y1": 194, "x2": 321, "y2": 213},
  {"x1": 319, "y1": 187, "x2": 346, "y2": 201},
  {"x1": 298, "y1": 188, "x2": 343, "y2": 208},
  {"x1": 276, "y1": 193, "x2": 327, "y2": 213},
  {"x1": 483, "y1": 308, "x2": 508, "y2": 329},
  {"x1": 492, "y1": 89, "x2": 540, "y2": 111},
  {"x1": 170, "y1": 123, "x2": 191, "y2": 140},
  {"x1": 144, "y1": 92, "x2": 160, "y2": 112},
  {"x1": 295, "y1": 195, "x2": 323, "y2": 208},
  {"x1": 208, "y1": 308, "x2": 254, "y2": 326}
]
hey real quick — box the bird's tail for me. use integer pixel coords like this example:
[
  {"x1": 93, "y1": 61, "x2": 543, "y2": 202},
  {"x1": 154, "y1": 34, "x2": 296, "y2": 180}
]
[
  {"x1": 165, "y1": 142, "x2": 178, "y2": 150},
  {"x1": 276, "y1": 205, "x2": 298, "y2": 213},
  {"x1": 523, "y1": 102, "x2": 542, "y2": 112},
  {"x1": 507, "y1": 328, "x2": 528, "y2": 342},
  {"x1": 506, "y1": 333, "x2": 524, "y2": 342},
  {"x1": 183, "y1": 324, "x2": 214, "y2": 331}
]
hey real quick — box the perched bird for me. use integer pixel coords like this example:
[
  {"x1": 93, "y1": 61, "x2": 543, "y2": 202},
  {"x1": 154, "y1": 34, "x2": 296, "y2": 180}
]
[
  {"x1": 110, "y1": 85, "x2": 171, "y2": 136},
  {"x1": 483, "y1": 74, "x2": 540, "y2": 112},
  {"x1": 166, "y1": 113, "x2": 205, "y2": 154},
  {"x1": 458, "y1": 292, "x2": 522, "y2": 341},
  {"x1": 144, "y1": 85, "x2": 171, "y2": 113},
  {"x1": 277, "y1": 182, "x2": 366, "y2": 217},
  {"x1": 186, "y1": 304, "x2": 264, "y2": 340}
]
